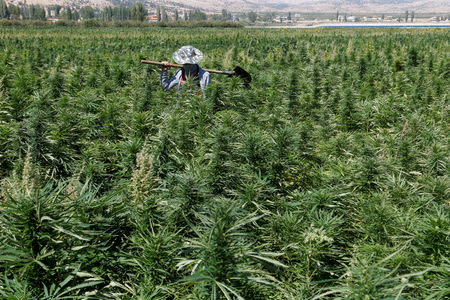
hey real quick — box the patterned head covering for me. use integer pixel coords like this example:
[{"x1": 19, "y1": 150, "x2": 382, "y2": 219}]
[{"x1": 173, "y1": 45, "x2": 204, "y2": 64}]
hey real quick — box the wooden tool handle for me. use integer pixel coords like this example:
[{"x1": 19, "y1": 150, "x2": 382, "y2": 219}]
[
  {"x1": 140, "y1": 60, "x2": 233, "y2": 75},
  {"x1": 140, "y1": 60, "x2": 183, "y2": 68}
]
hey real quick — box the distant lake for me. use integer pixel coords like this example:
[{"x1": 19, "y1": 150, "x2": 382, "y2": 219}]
[
  {"x1": 322, "y1": 25, "x2": 450, "y2": 29},
  {"x1": 247, "y1": 24, "x2": 450, "y2": 29}
]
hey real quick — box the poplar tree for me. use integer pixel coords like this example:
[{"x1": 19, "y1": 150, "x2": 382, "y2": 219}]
[
  {"x1": 0, "y1": 0, "x2": 9, "y2": 19},
  {"x1": 131, "y1": 2, "x2": 145, "y2": 22},
  {"x1": 30, "y1": 5, "x2": 37, "y2": 19},
  {"x1": 161, "y1": 6, "x2": 168, "y2": 22},
  {"x1": 248, "y1": 11, "x2": 257, "y2": 23},
  {"x1": 80, "y1": 6, "x2": 95, "y2": 19},
  {"x1": 67, "y1": 7, "x2": 72, "y2": 20},
  {"x1": 102, "y1": 6, "x2": 113, "y2": 22},
  {"x1": 9, "y1": 4, "x2": 19, "y2": 17},
  {"x1": 156, "y1": 5, "x2": 161, "y2": 22},
  {"x1": 39, "y1": 7, "x2": 46, "y2": 20},
  {"x1": 72, "y1": 10, "x2": 79, "y2": 21}
]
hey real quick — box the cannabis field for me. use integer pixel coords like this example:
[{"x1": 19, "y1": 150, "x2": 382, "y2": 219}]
[{"x1": 0, "y1": 26, "x2": 448, "y2": 299}]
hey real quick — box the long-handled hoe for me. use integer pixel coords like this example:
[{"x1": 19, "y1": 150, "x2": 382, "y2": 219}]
[{"x1": 140, "y1": 60, "x2": 252, "y2": 86}]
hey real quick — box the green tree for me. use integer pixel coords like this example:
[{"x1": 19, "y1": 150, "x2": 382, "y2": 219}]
[
  {"x1": 189, "y1": 9, "x2": 207, "y2": 21},
  {"x1": 405, "y1": 10, "x2": 409, "y2": 22},
  {"x1": 72, "y1": 10, "x2": 79, "y2": 21},
  {"x1": 19, "y1": 5, "x2": 28, "y2": 19},
  {"x1": 80, "y1": 6, "x2": 95, "y2": 19},
  {"x1": 161, "y1": 6, "x2": 168, "y2": 22},
  {"x1": 66, "y1": 7, "x2": 72, "y2": 20},
  {"x1": 156, "y1": 5, "x2": 161, "y2": 22},
  {"x1": 8, "y1": 4, "x2": 20, "y2": 17},
  {"x1": 30, "y1": 5, "x2": 37, "y2": 19},
  {"x1": 248, "y1": 11, "x2": 257, "y2": 23},
  {"x1": 39, "y1": 7, "x2": 46, "y2": 21},
  {"x1": 262, "y1": 13, "x2": 271, "y2": 22},
  {"x1": 102, "y1": 6, "x2": 113, "y2": 22},
  {"x1": 113, "y1": 7, "x2": 130, "y2": 21},
  {"x1": 174, "y1": 9, "x2": 178, "y2": 21},
  {"x1": 0, "y1": 0, "x2": 9, "y2": 19},
  {"x1": 411, "y1": 11, "x2": 415, "y2": 22},
  {"x1": 131, "y1": 2, "x2": 145, "y2": 22},
  {"x1": 221, "y1": 8, "x2": 231, "y2": 20},
  {"x1": 55, "y1": 5, "x2": 62, "y2": 16}
]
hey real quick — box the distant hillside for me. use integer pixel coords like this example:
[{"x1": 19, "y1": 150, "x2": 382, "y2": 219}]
[
  {"x1": 276, "y1": 0, "x2": 450, "y2": 13},
  {"x1": 17, "y1": 0, "x2": 450, "y2": 13}
]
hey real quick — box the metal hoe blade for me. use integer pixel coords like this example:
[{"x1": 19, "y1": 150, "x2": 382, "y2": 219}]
[{"x1": 233, "y1": 66, "x2": 252, "y2": 86}]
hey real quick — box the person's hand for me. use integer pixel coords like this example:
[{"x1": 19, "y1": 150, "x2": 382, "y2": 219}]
[{"x1": 161, "y1": 61, "x2": 171, "y2": 72}]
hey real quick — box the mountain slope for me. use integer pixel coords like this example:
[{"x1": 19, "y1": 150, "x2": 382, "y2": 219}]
[{"x1": 20, "y1": 0, "x2": 450, "y2": 13}]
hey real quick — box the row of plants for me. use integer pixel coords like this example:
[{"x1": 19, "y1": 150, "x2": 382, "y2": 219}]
[
  {"x1": 0, "y1": 19, "x2": 243, "y2": 28},
  {"x1": 0, "y1": 26, "x2": 448, "y2": 299}
]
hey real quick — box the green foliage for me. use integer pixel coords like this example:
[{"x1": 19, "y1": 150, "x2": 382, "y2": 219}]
[
  {"x1": 131, "y1": 2, "x2": 145, "y2": 22},
  {"x1": 248, "y1": 11, "x2": 257, "y2": 23},
  {"x1": 189, "y1": 9, "x2": 207, "y2": 21},
  {"x1": 0, "y1": 26, "x2": 448, "y2": 299},
  {"x1": 177, "y1": 199, "x2": 286, "y2": 299},
  {"x1": 0, "y1": 0, "x2": 9, "y2": 19},
  {"x1": 313, "y1": 244, "x2": 433, "y2": 300},
  {"x1": 0, "y1": 19, "x2": 243, "y2": 28}
]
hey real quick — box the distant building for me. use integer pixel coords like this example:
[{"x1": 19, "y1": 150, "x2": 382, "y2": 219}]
[
  {"x1": 347, "y1": 16, "x2": 358, "y2": 22},
  {"x1": 148, "y1": 14, "x2": 158, "y2": 22},
  {"x1": 6, "y1": 0, "x2": 22, "y2": 5},
  {"x1": 9, "y1": 14, "x2": 22, "y2": 20}
]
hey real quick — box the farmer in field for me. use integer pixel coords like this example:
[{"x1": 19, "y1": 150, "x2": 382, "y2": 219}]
[{"x1": 160, "y1": 45, "x2": 210, "y2": 97}]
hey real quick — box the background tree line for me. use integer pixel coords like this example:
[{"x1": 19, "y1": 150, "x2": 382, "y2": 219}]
[
  {"x1": 0, "y1": 1, "x2": 146, "y2": 22},
  {"x1": 0, "y1": 0, "x2": 241, "y2": 23}
]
